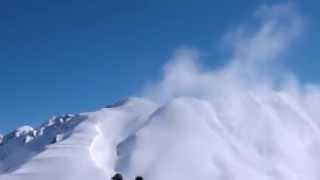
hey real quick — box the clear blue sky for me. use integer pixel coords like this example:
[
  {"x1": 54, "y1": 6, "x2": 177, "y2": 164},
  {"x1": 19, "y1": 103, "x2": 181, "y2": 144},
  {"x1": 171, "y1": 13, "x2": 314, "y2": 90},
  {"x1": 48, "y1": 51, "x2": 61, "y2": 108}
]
[{"x1": 1, "y1": 0, "x2": 319, "y2": 133}]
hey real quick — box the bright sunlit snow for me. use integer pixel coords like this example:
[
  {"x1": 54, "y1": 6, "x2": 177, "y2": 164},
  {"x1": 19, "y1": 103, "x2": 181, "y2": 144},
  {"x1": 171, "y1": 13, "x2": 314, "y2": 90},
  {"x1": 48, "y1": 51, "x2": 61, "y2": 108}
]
[{"x1": 1, "y1": 3, "x2": 320, "y2": 180}]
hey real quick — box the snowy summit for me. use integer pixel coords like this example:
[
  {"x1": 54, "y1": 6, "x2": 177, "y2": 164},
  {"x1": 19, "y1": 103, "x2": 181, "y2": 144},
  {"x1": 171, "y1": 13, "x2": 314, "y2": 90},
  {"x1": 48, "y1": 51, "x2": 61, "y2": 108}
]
[
  {"x1": 1, "y1": 94, "x2": 320, "y2": 180},
  {"x1": 1, "y1": 2, "x2": 320, "y2": 180}
]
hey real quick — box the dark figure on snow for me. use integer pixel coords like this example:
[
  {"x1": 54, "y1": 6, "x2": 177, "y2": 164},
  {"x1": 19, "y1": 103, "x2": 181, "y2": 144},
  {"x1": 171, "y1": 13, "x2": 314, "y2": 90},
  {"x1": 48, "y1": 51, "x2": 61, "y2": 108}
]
[
  {"x1": 135, "y1": 176, "x2": 143, "y2": 180},
  {"x1": 112, "y1": 173, "x2": 123, "y2": 180}
]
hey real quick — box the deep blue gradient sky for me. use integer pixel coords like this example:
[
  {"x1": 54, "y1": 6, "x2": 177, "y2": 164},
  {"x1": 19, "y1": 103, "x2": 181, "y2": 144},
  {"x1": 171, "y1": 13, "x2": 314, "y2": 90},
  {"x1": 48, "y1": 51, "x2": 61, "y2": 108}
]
[{"x1": 1, "y1": 0, "x2": 319, "y2": 133}]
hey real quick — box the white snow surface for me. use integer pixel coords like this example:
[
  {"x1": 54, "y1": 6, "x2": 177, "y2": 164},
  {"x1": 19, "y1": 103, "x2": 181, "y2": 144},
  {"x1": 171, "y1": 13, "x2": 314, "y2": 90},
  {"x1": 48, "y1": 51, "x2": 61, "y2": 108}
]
[
  {"x1": 2, "y1": 3, "x2": 319, "y2": 180},
  {"x1": 1, "y1": 94, "x2": 320, "y2": 180}
]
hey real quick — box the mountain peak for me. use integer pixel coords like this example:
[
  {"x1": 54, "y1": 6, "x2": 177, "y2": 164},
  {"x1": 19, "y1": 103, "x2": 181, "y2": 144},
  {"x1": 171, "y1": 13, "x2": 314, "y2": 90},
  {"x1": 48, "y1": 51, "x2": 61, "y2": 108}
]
[
  {"x1": 14, "y1": 126, "x2": 35, "y2": 137},
  {"x1": 0, "y1": 125, "x2": 36, "y2": 145},
  {"x1": 2, "y1": 95, "x2": 320, "y2": 180}
]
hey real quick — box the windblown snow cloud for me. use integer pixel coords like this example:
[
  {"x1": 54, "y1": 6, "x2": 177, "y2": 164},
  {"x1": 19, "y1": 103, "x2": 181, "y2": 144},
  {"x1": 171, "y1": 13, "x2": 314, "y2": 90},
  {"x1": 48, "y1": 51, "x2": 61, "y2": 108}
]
[
  {"x1": 3, "y1": 2, "x2": 320, "y2": 180},
  {"x1": 133, "y1": 4, "x2": 320, "y2": 180},
  {"x1": 143, "y1": 3, "x2": 309, "y2": 103}
]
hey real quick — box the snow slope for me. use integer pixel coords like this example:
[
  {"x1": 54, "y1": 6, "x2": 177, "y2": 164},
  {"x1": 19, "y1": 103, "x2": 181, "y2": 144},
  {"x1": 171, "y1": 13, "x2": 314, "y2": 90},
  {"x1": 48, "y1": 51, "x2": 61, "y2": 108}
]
[
  {"x1": 1, "y1": 93, "x2": 320, "y2": 180},
  {"x1": 1, "y1": 2, "x2": 317, "y2": 180}
]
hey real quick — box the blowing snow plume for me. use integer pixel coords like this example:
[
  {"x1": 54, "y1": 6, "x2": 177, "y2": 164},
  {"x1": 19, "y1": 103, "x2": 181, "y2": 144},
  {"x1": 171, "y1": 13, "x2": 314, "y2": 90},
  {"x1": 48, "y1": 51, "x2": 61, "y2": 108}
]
[
  {"x1": 2, "y1": 2, "x2": 320, "y2": 180},
  {"x1": 143, "y1": 3, "x2": 304, "y2": 102},
  {"x1": 135, "y1": 3, "x2": 320, "y2": 180}
]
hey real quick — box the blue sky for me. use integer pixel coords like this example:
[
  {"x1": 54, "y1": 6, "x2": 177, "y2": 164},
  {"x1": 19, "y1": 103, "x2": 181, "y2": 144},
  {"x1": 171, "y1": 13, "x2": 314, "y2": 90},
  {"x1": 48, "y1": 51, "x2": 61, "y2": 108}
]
[{"x1": 1, "y1": 0, "x2": 319, "y2": 133}]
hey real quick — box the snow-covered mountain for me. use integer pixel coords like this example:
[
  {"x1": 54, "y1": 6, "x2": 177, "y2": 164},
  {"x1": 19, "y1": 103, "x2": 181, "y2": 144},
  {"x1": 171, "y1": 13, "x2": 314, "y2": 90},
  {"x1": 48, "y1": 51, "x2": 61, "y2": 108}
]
[
  {"x1": 1, "y1": 2, "x2": 317, "y2": 180},
  {"x1": 1, "y1": 93, "x2": 320, "y2": 180}
]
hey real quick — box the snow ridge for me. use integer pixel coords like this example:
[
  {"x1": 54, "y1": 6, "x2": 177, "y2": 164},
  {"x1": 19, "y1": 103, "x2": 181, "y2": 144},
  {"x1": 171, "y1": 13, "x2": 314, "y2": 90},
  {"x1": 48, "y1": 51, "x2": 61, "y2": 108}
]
[
  {"x1": 0, "y1": 114, "x2": 86, "y2": 175},
  {"x1": 1, "y1": 92, "x2": 320, "y2": 180}
]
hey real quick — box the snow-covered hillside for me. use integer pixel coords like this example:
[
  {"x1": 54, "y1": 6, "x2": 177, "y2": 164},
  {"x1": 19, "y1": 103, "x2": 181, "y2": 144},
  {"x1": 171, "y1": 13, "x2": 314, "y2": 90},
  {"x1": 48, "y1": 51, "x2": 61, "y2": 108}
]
[
  {"x1": 1, "y1": 2, "x2": 319, "y2": 180},
  {"x1": 1, "y1": 93, "x2": 320, "y2": 180}
]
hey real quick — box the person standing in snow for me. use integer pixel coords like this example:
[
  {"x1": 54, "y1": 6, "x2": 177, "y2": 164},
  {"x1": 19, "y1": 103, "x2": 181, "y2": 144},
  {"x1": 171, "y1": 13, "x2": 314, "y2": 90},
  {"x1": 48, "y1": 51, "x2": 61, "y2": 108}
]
[{"x1": 112, "y1": 173, "x2": 123, "y2": 180}]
